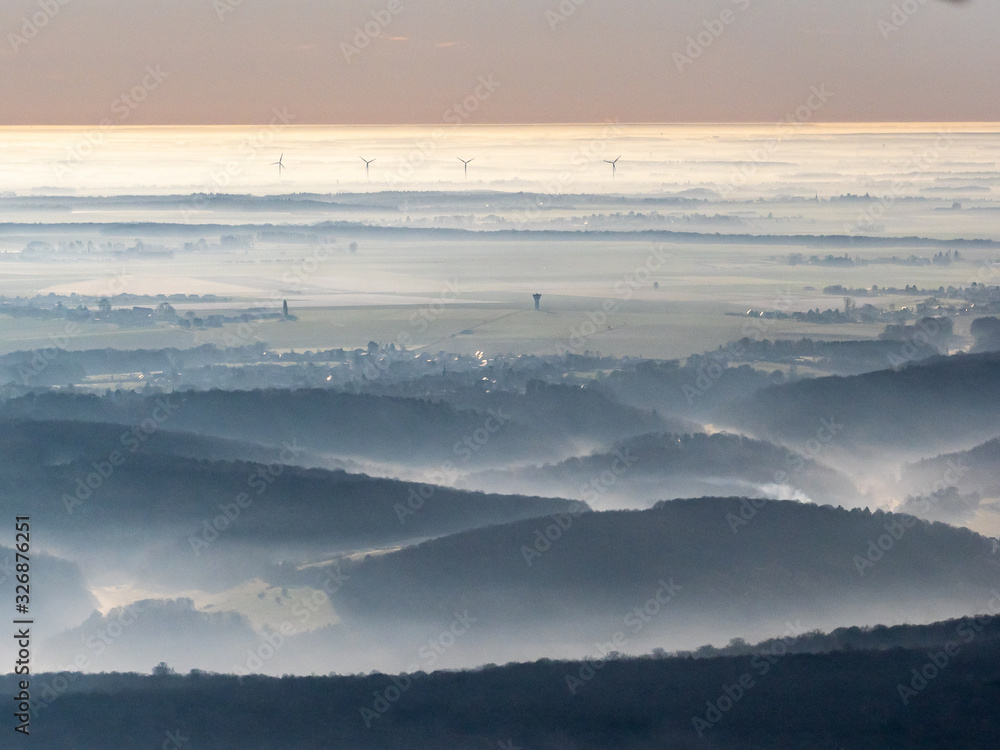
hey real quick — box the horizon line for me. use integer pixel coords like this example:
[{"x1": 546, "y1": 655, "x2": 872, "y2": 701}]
[{"x1": 2, "y1": 121, "x2": 1000, "y2": 130}]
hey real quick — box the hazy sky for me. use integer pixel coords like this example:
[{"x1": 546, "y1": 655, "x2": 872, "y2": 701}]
[{"x1": 1, "y1": 0, "x2": 995, "y2": 125}]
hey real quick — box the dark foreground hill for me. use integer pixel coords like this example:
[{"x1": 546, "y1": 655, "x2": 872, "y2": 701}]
[
  {"x1": 12, "y1": 618, "x2": 1000, "y2": 750},
  {"x1": 322, "y1": 498, "x2": 1000, "y2": 666},
  {"x1": 30, "y1": 497, "x2": 1000, "y2": 678}
]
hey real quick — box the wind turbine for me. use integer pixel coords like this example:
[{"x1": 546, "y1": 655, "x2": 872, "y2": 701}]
[
  {"x1": 271, "y1": 154, "x2": 286, "y2": 179},
  {"x1": 458, "y1": 157, "x2": 475, "y2": 180},
  {"x1": 604, "y1": 156, "x2": 621, "y2": 180},
  {"x1": 361, "y1": 157, "x2": 376, "y2": 182}
]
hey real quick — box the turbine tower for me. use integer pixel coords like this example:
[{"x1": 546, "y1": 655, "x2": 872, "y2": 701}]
[
  {"x1": 361, "y1": 157, "x2": 376, "y2": 182},
  {"x1": 271, "y1": 154, "x2": 286, "y2": 179},
  {"x1": 458, "y1": 157, "x2": 475, "y2": 180},
  {"x1": 604, "y1": 156, "x2": 621, "y2": 180}
]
